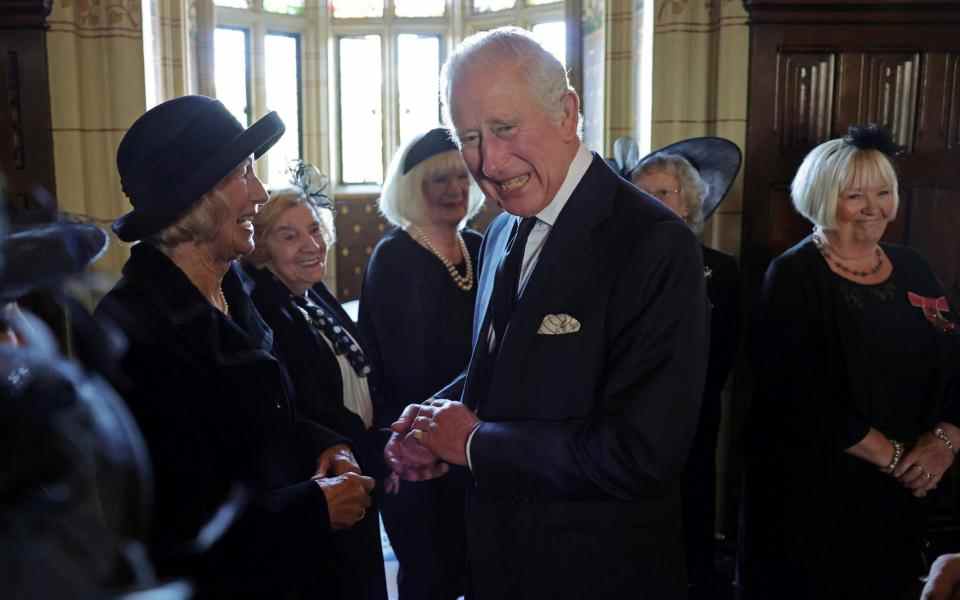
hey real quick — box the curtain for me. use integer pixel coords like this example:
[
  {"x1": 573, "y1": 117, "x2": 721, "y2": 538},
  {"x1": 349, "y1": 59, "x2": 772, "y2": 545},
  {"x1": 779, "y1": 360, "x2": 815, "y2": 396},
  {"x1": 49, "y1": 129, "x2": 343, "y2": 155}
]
[
  {"x1": 46, "y1": 0, "x2": 147, "y2": 275},
  {"x1": 47, "y1": 0, "x2": 215, "y2": 277},
  {"x1": 650, "y1": 0, "x2": 748, "y2": 254}
]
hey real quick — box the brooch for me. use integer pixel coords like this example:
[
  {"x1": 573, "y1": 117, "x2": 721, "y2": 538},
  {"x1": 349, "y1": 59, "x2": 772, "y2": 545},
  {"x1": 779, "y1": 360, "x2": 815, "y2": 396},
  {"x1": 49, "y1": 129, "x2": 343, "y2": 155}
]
[
  {"x1": 704, "y1": 266, "x2": 713, "y2": 280},
  {"x1": 908, "y1": 291, "x2": 957, "y2": 333}
]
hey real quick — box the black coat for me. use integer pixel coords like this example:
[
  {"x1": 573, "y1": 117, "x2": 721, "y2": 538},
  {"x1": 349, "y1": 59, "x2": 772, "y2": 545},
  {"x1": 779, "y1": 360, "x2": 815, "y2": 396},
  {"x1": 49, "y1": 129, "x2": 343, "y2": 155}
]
[
  {"x1": 95, "y1": 243, "x2": 345, "y2": 598},
  {"x1": 245, "y1": 264, "x2": 387, "y2": 600}
]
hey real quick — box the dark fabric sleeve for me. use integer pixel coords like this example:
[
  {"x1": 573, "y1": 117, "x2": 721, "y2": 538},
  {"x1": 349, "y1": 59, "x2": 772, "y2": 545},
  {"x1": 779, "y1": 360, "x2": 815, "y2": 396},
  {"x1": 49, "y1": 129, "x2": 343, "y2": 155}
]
[
  {"x1": 750, "y1": 249, "x2": 870, "y2": 455},
  {"x1": 469, "y1": 219, "x2": 709, "y2": 500}
]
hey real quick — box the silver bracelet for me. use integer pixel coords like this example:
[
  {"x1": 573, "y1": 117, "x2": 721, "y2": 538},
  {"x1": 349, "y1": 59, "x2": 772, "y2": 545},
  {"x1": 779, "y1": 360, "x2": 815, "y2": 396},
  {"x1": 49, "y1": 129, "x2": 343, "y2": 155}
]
[
  {"x1": 886, "y1": 440, "x2": 904, "y2": 473},
  {"x1": 934, "y1": 427, "x2": 958, "y2": 455}
]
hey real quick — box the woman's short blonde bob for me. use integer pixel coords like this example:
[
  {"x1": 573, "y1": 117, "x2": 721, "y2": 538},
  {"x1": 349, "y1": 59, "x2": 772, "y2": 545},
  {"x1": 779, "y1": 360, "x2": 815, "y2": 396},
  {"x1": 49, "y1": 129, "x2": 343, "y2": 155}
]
[
  {"x1": 791, "y1": 138, "x2": 899, "y2": 230},
  {"x1": 378, "y1": 142, "x2": 483, "y2": 229}
]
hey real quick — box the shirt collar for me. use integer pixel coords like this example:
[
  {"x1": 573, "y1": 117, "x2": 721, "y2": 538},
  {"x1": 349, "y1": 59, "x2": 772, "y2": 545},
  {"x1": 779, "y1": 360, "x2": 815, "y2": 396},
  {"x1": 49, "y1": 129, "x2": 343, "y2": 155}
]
[{"x1": 532, "y1": 142, "x2": 592, "y2": 227}]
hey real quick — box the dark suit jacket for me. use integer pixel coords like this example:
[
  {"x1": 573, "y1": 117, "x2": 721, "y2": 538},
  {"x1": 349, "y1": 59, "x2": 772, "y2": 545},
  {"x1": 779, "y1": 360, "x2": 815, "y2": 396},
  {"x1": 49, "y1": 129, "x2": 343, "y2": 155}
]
[{"x1": 438, "y1": 155, "x2": 709, "y2": 599}]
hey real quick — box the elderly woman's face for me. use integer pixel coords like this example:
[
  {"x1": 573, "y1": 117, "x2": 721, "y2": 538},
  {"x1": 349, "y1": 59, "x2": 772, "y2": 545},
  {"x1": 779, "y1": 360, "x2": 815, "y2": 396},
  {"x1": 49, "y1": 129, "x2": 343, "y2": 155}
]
[
  {"x1": 834, "y1": 172, "x2": 896, "y2": 244},
  {"x1": 632, "y1": 170, "x2": 687, "y2": 220},
  {"x1": 214, "y1": 158, "x2": 267, "y2": 258},
  {"x1": 264, "y1": 204, "x2": 328, "y2": 296},
  {"x1": 421, "y1": 161, "x2": 471, "y2": 228}
]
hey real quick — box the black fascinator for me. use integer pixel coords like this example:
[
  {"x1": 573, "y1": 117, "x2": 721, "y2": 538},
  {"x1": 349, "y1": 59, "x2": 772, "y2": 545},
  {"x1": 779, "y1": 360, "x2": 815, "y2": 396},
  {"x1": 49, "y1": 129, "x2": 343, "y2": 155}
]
[
  {"x1": 288, "y1": 159, "x2": 332, "y2": 210},
  {"x1": 843, "y1": 124, "x2": 903, "y2": 158}
]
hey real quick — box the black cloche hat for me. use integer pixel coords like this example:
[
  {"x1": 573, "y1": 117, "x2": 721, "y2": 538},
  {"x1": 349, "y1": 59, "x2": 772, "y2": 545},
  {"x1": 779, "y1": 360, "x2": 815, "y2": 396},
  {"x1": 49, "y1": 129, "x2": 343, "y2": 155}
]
[
  {"x1": 612, "y1": 136, "x2": 742, "y2": 222},
  {"x1": 113, "y1": 95, "x2": 284, "y2": 242}
]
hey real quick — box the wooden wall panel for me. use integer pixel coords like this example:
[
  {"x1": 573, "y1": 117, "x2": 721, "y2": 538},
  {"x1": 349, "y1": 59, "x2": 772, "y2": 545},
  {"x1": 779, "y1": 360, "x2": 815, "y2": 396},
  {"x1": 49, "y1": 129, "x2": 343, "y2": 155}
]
[
  {"x1": 863, "y1": 52, "x2": 920, "y2": 150},
  {"x1": 948, "y1": 53, "x2": 960, "y2": 150},
  {"x1": 776, "y1": 52, "x2": 835, "y2": 150},
  {"x1": 904, "y1": 186, "x2": 960, "y2": 306}
]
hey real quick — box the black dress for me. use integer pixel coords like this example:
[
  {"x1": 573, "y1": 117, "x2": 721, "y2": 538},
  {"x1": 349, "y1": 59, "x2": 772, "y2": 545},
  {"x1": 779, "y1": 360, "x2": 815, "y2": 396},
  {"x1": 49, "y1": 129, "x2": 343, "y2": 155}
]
[
  {"x1": 246, "y1": 265, "x2": 387, "y2": 600},
  {"x1": 739, "y1": 236, "x2": 960, "y2": 600},
  {"x1": 684, "y1": 245, "x2": 739, "y2": 593},
  {"x1": 358, "y1": 227, "x2": 482, "y2": 600}
]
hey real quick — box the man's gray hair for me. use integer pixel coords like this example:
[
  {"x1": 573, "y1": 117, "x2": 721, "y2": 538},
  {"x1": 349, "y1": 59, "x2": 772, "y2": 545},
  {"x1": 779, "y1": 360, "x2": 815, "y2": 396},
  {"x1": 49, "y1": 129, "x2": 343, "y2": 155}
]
[{"x1": 440, "y1": 26, "x2": 573, "y2": 136}]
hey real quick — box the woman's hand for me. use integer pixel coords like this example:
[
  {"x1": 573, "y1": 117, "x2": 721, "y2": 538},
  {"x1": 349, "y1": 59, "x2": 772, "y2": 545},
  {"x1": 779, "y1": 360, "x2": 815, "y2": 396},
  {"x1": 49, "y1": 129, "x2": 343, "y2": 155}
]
[
  {"x1": 314, "y1": 472, "x2": 375, "y2": 530},
  {"x1": 895, "y1": 430, "x2": 956, "y2": 497}
]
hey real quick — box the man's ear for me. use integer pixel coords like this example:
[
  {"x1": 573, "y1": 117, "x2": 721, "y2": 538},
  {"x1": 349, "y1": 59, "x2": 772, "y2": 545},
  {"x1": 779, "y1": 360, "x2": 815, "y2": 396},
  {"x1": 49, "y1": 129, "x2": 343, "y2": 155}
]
[{"x1": 558, "y1": 90, "x2": 581, "y2": 141}]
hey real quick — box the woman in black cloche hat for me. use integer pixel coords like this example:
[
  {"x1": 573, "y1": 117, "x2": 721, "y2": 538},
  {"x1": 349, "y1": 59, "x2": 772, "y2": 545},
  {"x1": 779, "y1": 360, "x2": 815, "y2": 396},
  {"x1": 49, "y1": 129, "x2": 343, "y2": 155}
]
[{"x1": 95, "y1": 95, "x2": 376, "y2": 598}]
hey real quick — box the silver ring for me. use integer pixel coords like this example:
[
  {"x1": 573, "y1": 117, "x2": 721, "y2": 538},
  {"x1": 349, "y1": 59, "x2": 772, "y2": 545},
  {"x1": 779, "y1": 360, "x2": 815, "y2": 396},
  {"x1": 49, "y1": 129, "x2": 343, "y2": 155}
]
[{"x1": 925, "y1": 471, "x2": 933, "y2": 480}]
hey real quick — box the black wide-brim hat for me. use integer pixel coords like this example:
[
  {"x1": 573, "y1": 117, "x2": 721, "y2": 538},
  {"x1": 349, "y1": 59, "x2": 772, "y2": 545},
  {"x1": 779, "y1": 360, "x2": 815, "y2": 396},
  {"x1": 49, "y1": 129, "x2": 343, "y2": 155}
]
[
  {"x1": 113, "y1": 95, "x2": 284, "y2": 242},
  {"x1": 1, "y1": 222, "x2": 109, "y2": 302},
  {"x1": 614, "y1": 136, "x2": 742, "y2": 222}
]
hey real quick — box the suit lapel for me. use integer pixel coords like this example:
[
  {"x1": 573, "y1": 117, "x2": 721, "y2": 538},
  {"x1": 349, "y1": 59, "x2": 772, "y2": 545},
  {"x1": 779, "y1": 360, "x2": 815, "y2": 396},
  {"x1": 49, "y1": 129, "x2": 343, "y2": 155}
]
[
  {"x1": 462, "y1": 214, "x2": 514, "y2": 409},
  {"x1": 488, "y1": 156, "x2": 617, "y2": 405}
]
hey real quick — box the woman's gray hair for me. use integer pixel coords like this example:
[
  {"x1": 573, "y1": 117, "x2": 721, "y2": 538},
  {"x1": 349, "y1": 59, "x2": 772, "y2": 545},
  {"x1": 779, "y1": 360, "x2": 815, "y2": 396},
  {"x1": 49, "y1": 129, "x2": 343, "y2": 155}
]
[
  {"x1": 379, "y1": 143, "x2": 483, "y2": 229},
  {"x1": 791, "y1": 138, "x2": 900, "y2": 230},
  {"x1": 440, "y1": 26, "x2": 574, "y2": 135},
  {"x1": 632, "y1": 152, "x2": 708, "y2": 234},
  {"x1": 246, "y1": 188, "x2": 335, "y2": 269},
  {"x1": 146, "y1": 161, "x2": 247, "y2": 252}
]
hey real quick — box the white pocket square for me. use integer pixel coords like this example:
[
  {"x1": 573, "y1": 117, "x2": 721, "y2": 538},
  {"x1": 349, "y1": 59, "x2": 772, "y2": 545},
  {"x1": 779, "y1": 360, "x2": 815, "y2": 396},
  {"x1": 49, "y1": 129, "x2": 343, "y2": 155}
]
[{"x1": 537, "y1": 313, "x2": 581, "y2": 335}]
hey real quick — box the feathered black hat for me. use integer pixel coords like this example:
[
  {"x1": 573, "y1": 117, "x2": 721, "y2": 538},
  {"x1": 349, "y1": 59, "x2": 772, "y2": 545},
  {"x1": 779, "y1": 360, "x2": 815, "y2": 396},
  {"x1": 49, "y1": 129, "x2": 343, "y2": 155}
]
[{"x1": 843, "y1": 123, "x2": 904, "y2": 158}]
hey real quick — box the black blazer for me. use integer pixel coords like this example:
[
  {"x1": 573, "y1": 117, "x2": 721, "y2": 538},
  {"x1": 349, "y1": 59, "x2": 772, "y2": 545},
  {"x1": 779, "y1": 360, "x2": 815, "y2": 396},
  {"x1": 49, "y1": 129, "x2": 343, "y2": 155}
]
[{"x1": 438, "y1": 154, "x2": 709, "y2": 599}]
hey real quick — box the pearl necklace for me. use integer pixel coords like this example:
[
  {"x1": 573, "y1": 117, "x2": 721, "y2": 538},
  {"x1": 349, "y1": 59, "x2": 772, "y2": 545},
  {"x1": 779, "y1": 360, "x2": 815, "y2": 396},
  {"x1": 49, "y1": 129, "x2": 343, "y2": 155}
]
[
  {"x1": 407, "y1": 226, "x2": 474, "y2": 292},
  {"x1": 217, "y1": 288, "x2": 230, "y2": 317},
  {"x1": 812, "y1": 231, "x2": 884, "y2": 278}
]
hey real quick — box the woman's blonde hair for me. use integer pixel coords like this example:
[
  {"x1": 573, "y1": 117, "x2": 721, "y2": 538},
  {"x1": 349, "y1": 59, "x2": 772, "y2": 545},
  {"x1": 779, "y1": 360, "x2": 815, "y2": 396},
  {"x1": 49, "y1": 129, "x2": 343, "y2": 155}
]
[
  {"x1": 246, "y1": 188, "x2": 336, "y2": 268},
  {"x1": 147, "y1": 161, "x2": 248, "y2": 252},
  {"x1": 378, "y1": 145, "x2": 483, "y2": 229},
  {"x1": 632, "y1": 153, "x2": 708, "y2": 234},
  {"x1": 791, "y1": 139, "x2": 899, "y2": 230}
]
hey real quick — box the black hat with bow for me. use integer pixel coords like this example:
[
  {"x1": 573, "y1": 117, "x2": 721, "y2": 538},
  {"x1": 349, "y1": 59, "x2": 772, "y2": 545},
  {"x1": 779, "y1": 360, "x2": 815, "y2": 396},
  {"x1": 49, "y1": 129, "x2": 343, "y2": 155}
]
[{"x1": 113, "y1": 95, "x2": 285, "y2": 242}]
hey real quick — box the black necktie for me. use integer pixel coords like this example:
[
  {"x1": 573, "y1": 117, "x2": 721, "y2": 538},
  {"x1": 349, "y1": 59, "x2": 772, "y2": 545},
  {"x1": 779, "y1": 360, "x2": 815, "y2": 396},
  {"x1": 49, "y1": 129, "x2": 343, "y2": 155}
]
[
  {"x1": 488, "y1": 216, "x2": 537, "y2": 353},
  {"x1": 292, "y1": 295, "x2": 371, "y2": 377}
]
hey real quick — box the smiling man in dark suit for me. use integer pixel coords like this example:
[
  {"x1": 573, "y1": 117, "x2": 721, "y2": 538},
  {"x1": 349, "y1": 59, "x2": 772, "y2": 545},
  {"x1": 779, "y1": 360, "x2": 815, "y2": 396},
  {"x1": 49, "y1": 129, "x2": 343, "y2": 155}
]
[{"x1": 386, "y1": 26, "x2": 709, "y2": 600}]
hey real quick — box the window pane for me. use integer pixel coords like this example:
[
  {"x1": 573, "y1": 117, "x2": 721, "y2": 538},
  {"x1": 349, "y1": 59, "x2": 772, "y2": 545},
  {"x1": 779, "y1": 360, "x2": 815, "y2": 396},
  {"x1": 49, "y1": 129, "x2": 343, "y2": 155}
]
[
  {"x1": 265, "y1": 33, "x2": 301, "y2": 187},
  {"x1": 472, "y1": 0, "x2": 515, "y2": 13},
  {"x1": 214, "y1": 27, "x2": 250, "y2": 126},
  {"x1": 531, "y1": 21, "x2": 566, "y2": 68},
  {"x1": 398, "y1": 34, "x2": 441, "y2": 145},
  {"x1": 339, "y1": 36, "x2": 383, "y2": 184},
  {"x1": 526, "y1": 0, "x2": 561, "y2": 5},
  {"x1": 395, "y1": 0, "x2": 444, "y2": 17},
  {"x1": 263, "y1": 0, "x2": 304, "y2": 15},
  {"x1": 214, "y1": 0, "x2": 248, "y2": 7},
  {"x1": 332, "y1": 0, "x2": 383, "y2": 18}
]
